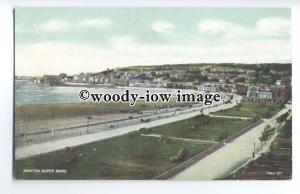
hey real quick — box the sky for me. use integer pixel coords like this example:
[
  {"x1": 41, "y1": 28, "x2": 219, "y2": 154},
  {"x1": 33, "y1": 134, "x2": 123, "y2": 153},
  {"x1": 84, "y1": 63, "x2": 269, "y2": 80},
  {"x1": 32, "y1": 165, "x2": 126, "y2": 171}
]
[{"x1": 15, "y1": 8, "x2": 291, "y2": 76}]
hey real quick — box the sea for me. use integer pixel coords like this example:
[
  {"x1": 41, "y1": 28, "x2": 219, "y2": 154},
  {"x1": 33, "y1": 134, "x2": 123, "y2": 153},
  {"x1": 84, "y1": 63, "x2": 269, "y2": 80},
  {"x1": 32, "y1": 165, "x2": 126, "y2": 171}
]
[{"x1": 15, "y1": 80, "x2": 198, "y2": 105}]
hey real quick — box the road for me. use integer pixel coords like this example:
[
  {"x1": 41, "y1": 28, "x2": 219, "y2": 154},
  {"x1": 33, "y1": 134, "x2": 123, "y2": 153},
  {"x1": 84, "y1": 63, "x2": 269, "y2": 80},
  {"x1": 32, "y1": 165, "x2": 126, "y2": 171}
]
[
  {"x1": 15, "y1": 94, "x2": 238, "y2": 160},
  {"x1": 171, "y1": 106, "x2": 291, "y2": 180}
]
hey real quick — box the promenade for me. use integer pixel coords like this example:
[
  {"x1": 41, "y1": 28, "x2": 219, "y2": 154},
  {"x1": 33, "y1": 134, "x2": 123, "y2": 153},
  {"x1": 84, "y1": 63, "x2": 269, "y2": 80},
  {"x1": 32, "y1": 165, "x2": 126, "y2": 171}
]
[{"x1": 15, "y1": 95, "x2": 239, "y2": 160}]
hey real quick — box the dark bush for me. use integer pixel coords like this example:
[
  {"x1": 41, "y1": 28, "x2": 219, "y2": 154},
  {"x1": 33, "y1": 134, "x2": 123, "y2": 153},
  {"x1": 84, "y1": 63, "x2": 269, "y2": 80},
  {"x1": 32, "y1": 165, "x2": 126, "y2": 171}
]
[
  {"x1": 170, "y1": 147, "x2": 187, "y2": 162},
  {"x1": 160, "y1": 136, "x2": 171, "y2": 144}
]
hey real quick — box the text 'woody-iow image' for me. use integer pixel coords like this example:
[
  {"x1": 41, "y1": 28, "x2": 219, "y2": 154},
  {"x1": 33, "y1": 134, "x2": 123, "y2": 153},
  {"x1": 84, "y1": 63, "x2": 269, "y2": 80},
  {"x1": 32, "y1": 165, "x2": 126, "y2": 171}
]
[{"x1": 14, "y1": 8, "x2": 292, "y2": 180}]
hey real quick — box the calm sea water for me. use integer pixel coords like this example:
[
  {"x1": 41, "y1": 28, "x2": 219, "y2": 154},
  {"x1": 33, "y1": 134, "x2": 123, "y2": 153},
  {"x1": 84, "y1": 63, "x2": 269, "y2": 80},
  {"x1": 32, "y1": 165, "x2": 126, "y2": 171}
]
[{"x1": 15, "y1": 80, "x2": 197, "y2": 105}]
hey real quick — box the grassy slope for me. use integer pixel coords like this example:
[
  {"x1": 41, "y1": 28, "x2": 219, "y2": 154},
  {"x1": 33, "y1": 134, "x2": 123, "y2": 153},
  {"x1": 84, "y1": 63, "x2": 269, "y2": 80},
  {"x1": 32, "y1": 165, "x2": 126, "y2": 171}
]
[
  {"x1": 147, "y1": 116, "x2": 252, "y2": 141},
  {"x1": 211, "y1": 102, "x2": 281, "y2": 118},
  {"x1": 15, "y1": 135, "x2": 213, "y2": 180}
]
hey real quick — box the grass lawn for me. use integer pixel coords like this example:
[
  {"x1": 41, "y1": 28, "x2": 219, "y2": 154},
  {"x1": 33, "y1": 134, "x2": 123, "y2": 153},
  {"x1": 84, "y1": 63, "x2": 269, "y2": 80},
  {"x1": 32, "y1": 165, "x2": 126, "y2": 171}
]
[
  {"x1": 211, "y1": 102, "x2": 282, "y2": 119},
  {"x1": 15, "y1": 114, "x2": 255, "y2": 180},
  {"x1": 143, "y1": 115, "x2": 252, "y2": 141},
  {"x1": 15, "y1": 135, "x2": 213, "y2": 180}
]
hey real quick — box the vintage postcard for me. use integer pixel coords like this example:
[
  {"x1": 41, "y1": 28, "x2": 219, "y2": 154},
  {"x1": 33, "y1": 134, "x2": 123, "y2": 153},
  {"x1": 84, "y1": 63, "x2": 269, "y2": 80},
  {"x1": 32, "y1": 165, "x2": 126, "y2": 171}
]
[{"x1": 14, "y1": 8, "x2": 292, "y2": 180}]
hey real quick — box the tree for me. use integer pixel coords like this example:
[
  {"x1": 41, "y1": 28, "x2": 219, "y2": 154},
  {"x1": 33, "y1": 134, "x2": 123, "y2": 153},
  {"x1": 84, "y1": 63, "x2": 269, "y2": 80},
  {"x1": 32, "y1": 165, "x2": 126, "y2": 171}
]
[{"x1": 259, "y1": 125, "x2": 272, "y2": 149}]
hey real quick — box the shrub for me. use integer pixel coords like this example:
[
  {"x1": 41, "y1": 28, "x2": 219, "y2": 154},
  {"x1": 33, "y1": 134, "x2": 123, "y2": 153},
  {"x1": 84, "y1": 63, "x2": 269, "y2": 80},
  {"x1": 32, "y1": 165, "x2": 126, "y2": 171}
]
[
  {"x1": 128, "y1": 130, "x2": 139, "y2": 138},
  {"x1": 252, "y1": 116, "x2": 260, "y2": 122},
  {"x1": 160, "y1": 136, "x2": 171, "y2": 144},
  {"x1": 138, "y1": 127, "x2": 147, "y2": 133},
  {"x1": 189, "y1": 125, "x2": 197, "y2": 131},
  {"x1": 138, "y1": 127, "x2": 153, "y2": 134},
  {"x1": 196, "y1": 115, "x2": 210, "y2": 124},
  {"x1": 217, "y1": 132, "x2": 229, "y2": 141},
  {"x1": 65, "y1": 146, "x2": 76, "y2": 152},
  {"x1": 170, "y1": 148, "x2": 187, "y2": 162}
]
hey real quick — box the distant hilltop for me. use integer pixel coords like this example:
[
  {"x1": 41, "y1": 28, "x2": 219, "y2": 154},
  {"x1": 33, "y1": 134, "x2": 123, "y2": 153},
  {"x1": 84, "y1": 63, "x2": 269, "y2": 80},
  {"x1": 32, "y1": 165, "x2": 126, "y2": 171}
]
[
  {"x1": 15, "y1": 62, "x2": 291, "y2": 78},
  {"x1": 15, "y1": 62, "x2": 291, "y2": 90}
]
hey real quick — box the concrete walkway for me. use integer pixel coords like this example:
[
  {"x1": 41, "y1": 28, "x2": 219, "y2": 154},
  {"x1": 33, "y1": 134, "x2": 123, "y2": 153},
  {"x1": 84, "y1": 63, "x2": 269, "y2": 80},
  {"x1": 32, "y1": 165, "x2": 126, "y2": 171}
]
[
  {"x1": 207, "y1": 114, "x2": 252, "y2": 120},
  {"x1": 140, "y1": 134, "x2": 219, "y2": 144},
  {"x1": 171, "y1": 107, "x2": 291, "y2": 180}
]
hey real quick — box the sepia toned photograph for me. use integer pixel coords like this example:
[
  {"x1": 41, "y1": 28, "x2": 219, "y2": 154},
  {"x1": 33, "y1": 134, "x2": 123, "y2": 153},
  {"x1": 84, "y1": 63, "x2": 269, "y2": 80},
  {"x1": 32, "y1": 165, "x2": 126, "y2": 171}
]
[{"x1": 14, "y1": 8, "x2": 292, "y2": 180}]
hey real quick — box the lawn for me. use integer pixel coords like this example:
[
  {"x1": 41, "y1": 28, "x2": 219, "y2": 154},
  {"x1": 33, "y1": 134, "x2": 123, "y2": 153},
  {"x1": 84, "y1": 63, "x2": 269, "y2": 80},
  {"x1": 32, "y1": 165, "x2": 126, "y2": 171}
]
[
  {"x1": 142, "y1": 115, "x2": 252, "y2": 141},
  {"x1": 15, "y1": 114, "x2": 255, "y2": 180},
  {"x1": 211, "y1": 102, "x2": 282, "y2": 119},
  {"x1": 15, "y1": 134, "x2": 213, "y2": 180}
]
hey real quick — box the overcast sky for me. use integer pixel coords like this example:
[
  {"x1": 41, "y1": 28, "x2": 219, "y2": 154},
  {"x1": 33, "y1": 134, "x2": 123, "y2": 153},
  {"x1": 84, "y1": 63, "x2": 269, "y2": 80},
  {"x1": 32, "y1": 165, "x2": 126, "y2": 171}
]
[{"x1": 15, "y1": 8, "x2": 291, "y2": 76}]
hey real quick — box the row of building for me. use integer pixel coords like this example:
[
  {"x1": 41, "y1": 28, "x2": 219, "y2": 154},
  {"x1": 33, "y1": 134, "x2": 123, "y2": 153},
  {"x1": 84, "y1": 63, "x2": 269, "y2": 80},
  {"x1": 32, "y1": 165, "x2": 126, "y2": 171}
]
[
  {"x1": 237, "y1": 79, "x2": 291, "y2": 103},
  {"x1": 197, "y1": 78, "x2": 291, "y2": 104},
  {"x1": 30, "y1": 71, "x2": 169, "y2": 88}
]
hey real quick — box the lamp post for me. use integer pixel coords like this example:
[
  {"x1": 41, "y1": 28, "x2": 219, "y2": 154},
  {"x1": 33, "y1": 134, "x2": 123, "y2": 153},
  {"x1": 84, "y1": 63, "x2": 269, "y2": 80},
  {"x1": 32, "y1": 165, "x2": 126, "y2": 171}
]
[
  {"x1": 86, "y1": 116, "x2": 92, "y2": 134},
  {"x1": 252, "y1": 142, "x2": 256, "y2": 158}
]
